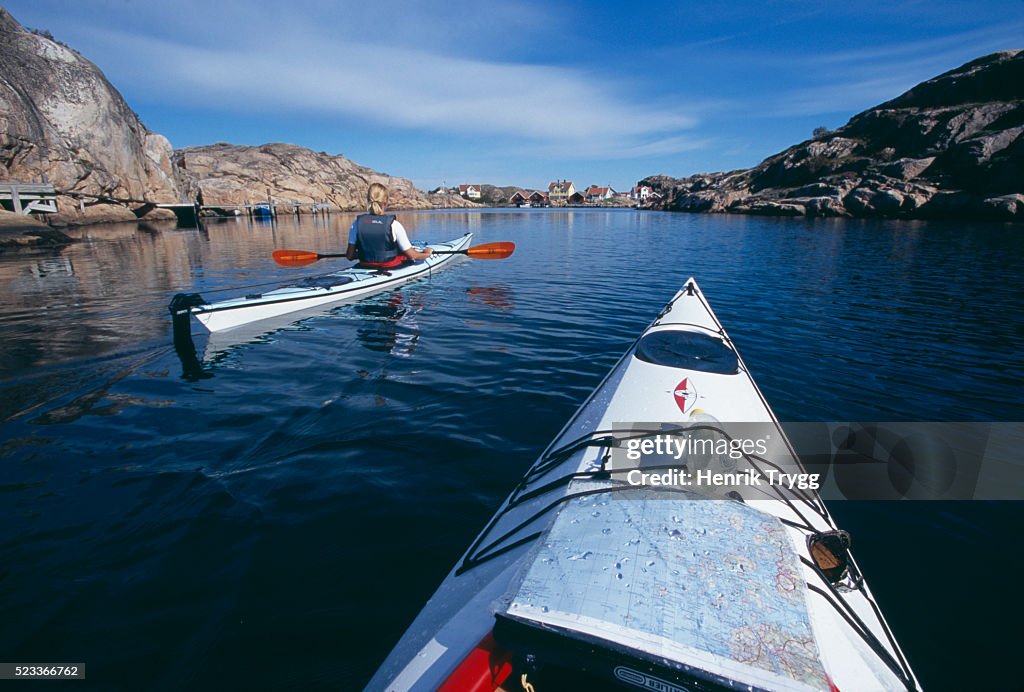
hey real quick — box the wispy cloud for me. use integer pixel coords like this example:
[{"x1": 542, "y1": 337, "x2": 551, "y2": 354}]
[
  {"x1": 518, "y1": 134, "x2": 711, "y2": 161},
  {"x1": 68, "y1": 7, "x2": 698, "y2": 161},
  {"x1": 766, "y1": 23, "x2": 1024, "y2": 117},
  {"x1": 810, "y1": 22, "x2": 1024, "y2": 66},
  {"x1": 13, "y1": 0, "x2": 1022, "y2": 182}
]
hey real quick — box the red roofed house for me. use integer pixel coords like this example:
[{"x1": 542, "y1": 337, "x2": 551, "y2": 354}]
[
  {"x1": 584, "y1": 186, "x2": 616, "y2": 202},
  {"x1": 510, "y1": 190, "x2": 529, "y2": 206},
  {"x1": 459, "y1": 184, "x2": 482, "y2": 200},
  {"x1": 548, "y1": 180, "x2": 575, "y2": 206},
  {"x1": 529, "y1": 190, "x2": 550, "y2": 207}
]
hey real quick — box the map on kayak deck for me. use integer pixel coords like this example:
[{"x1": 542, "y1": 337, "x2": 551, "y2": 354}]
[{"x1": 499, "y1": 489, "x2": 829, "y2": 692}]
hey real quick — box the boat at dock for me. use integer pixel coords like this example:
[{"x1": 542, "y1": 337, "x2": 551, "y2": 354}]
[{"x1": 252, "y1": 203, "x2": 274, "y2": 218}]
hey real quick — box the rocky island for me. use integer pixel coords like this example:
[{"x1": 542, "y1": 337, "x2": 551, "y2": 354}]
[
  {"x1": 3, "y1": 2, "x2": 1021, "y2": 236},
  {"x1": 641, "y1": 50, "x2": 1023, "y2": 222},
  {"x1": 0, "y1": 8, "x2": 189, "y2": 228},
  {"x1": 175, "y1": 142, "x2": 439, "y2": 212},
  {"x1": 0, "y1": 6, "x2": 446, "y2": 242}
]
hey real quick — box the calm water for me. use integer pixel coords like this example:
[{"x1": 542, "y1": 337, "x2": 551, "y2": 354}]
[{"x1": 1, "y1": 210, "x2": 1022, "y2": 690}]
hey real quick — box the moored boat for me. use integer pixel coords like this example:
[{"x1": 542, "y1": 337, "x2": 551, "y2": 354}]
[{"x1": 370, "y1": 277, "x2": 920, "y2": 691}]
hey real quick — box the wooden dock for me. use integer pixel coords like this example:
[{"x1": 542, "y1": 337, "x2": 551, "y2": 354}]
[
  {"x1": 1, "y1": 183, "x2": 335, "y2": 225},
  {"x1": 201, "y1": 201, "x2": 333, "y2": 219},
  {"x1": 0, "y1": 183, "x2": 58, "y2": 215}
]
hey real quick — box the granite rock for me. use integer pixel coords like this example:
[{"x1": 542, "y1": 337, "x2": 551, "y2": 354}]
[
  {"x1": 643, "y1": 51, "x2": 1024, "y2": 221},
  {"x1": 0, "y1": 9, "x2": 193, "y2": 223},
  {"x1": 175, "y1": 142, "x2": 433, "y2": 211}
]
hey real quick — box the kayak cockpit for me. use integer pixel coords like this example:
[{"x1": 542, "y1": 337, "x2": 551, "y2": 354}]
[{"x1": 634, "y1": 327, "x2": 739, "y2": 374}]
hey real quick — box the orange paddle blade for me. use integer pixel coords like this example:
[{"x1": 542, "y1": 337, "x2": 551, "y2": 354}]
[
  {"x1": 464, "y1": 241, "x2": 515, "y2": 259},
  {"x1": 272, "y1": 249, "x2": 322, "y2": 267}
]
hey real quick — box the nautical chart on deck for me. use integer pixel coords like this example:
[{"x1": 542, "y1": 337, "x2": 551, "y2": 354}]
[{"x1": 499, "y1": 488, "x2": 830, "y2": 692}]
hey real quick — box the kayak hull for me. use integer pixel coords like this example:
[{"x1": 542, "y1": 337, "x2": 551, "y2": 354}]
[
  {"x1": 191, "y1": 233, "x2": 472, "y2": 332},
  {"x1": 370, "y1": 278, "x2": 919, "y2": 692}
]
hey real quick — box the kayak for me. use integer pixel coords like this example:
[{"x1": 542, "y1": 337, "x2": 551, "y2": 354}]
[
  {"x1": 369, "y1": 278, "x2": 920, "y2": 691},
  {"x1": 170, "y1": 233, "x2": 472, "y2": 333}
]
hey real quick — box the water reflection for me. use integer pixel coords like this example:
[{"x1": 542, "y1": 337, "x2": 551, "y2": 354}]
[
  {"x1": 173, "y1": 287, "x2": 427, "y2": 378},
  {"x1": 466, "y1": 284, "x2": 514, "y2": 313},
  {"x1": 0, "y1": 215, "x2": 367, "y2": 376},
  {"x1": 1, "y1": 210, "x2": 1022, "y2": 692},
  {"x1": 354, "y1": 292, "x2": 422, "y2": 358},
  {"x1": 29, "y1": 255, "x2": 74, "y2": 279}
]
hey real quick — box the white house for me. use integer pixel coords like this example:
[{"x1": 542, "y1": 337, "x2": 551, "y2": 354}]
[
  {"x1": 630, "y1": 185, "x2": 660, "y2": 202},
  {"x1": 584, "y1": 186, "x2": 616, "y2": 201}
]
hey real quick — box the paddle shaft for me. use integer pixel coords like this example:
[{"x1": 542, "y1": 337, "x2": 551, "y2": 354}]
[
  {"x1": 273, "y1": 241, "x2": 514, "y2": 267},
  {"x1": 304, "y1": 248, "x2": 465, "y2": 260}
]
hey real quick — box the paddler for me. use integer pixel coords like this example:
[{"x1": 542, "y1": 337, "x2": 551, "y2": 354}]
[{"x1": 346, "y1": 183, "x2": 432, "y2": 268}]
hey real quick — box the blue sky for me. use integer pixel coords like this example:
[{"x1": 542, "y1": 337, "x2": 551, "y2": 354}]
[{"x1": 6, "y1": 1, "x2": 1023, "y2": 191}]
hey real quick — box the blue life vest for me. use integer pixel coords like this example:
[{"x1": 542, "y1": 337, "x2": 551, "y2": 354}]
[{"x1": 355, "y1": 214, "x2": 398, "y2": 263}]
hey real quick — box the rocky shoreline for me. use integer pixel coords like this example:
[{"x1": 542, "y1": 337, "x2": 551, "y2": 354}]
[
  {"x1": 0, "y1": 8, "x2": 451, "y2": 236},
  {"x1": 2, "y1": 5, "x2": 1021, "y2": 242},
  {"x1": 641, "y1": 51, "x2": 1023, "y2": 222},
  {"x1": 0, "y1": 210, "x2": 73, "y2": 248}
]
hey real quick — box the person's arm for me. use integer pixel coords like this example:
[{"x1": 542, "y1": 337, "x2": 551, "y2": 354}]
[
  {"x1": 345, "y1": 219, "x2": 358, "y2": 260},
  {"x1": 403, "y1": 246, "x2": 433, "y2": 261},
  {"x1": 392, "y1": 220, "x2": 432, "y2": 260}
]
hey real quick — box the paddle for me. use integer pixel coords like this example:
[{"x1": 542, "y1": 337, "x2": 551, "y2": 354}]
[{"x1": 272, "y1": 241, "x2": 515, "y2": 267}]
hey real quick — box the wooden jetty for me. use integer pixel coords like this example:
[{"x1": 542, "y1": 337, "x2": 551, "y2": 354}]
[
  {"x1": 0, "y1": 183, "x2": 58, "y2": 215},
  {"x1": 201, "y1": 201, "x2": 333, "y2": 219},
  {"x1": 2, "y1": 182, "x2": 334, "y2": 225},
  {"x1": 53, "y1": 189, "x2": 202, "y2": 225}
]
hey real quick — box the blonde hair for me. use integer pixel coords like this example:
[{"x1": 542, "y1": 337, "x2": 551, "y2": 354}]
[{"x1": 367, "y1": 182, "x2": 388, "y2": 215}]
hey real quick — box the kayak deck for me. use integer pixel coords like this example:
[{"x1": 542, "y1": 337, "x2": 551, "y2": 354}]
[
  {"x1": 190, "y1": 233, "x2": 472, "y2": 332},
  {"x1": 498, "y1": 490, "x2": 829, "y2": 691},
  {"x1": 370, "y1": 278, "x2": 919, "y2": 691}
]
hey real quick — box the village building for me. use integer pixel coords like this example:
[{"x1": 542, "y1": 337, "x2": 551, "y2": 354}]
[
  {"x1": 630, "y1": 185, "x2": 656, "y2": 202},
  {"x1": 584, "y1": 186, "x2": 616, "y2": 202},
  {"x1": 547, "y1": 180, "x2": 575, "y2": 206},
  {"x1": 459, "y1": 184, "x2": 482, "y2": 200}
]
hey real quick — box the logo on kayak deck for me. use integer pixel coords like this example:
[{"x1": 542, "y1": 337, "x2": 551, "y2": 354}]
[
  {"x1": 614, "y1": 666, "x2": 691, "y2": 692},
  {"x1": 673, "y1": 378, "x2": 697, "y2": 414}
]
